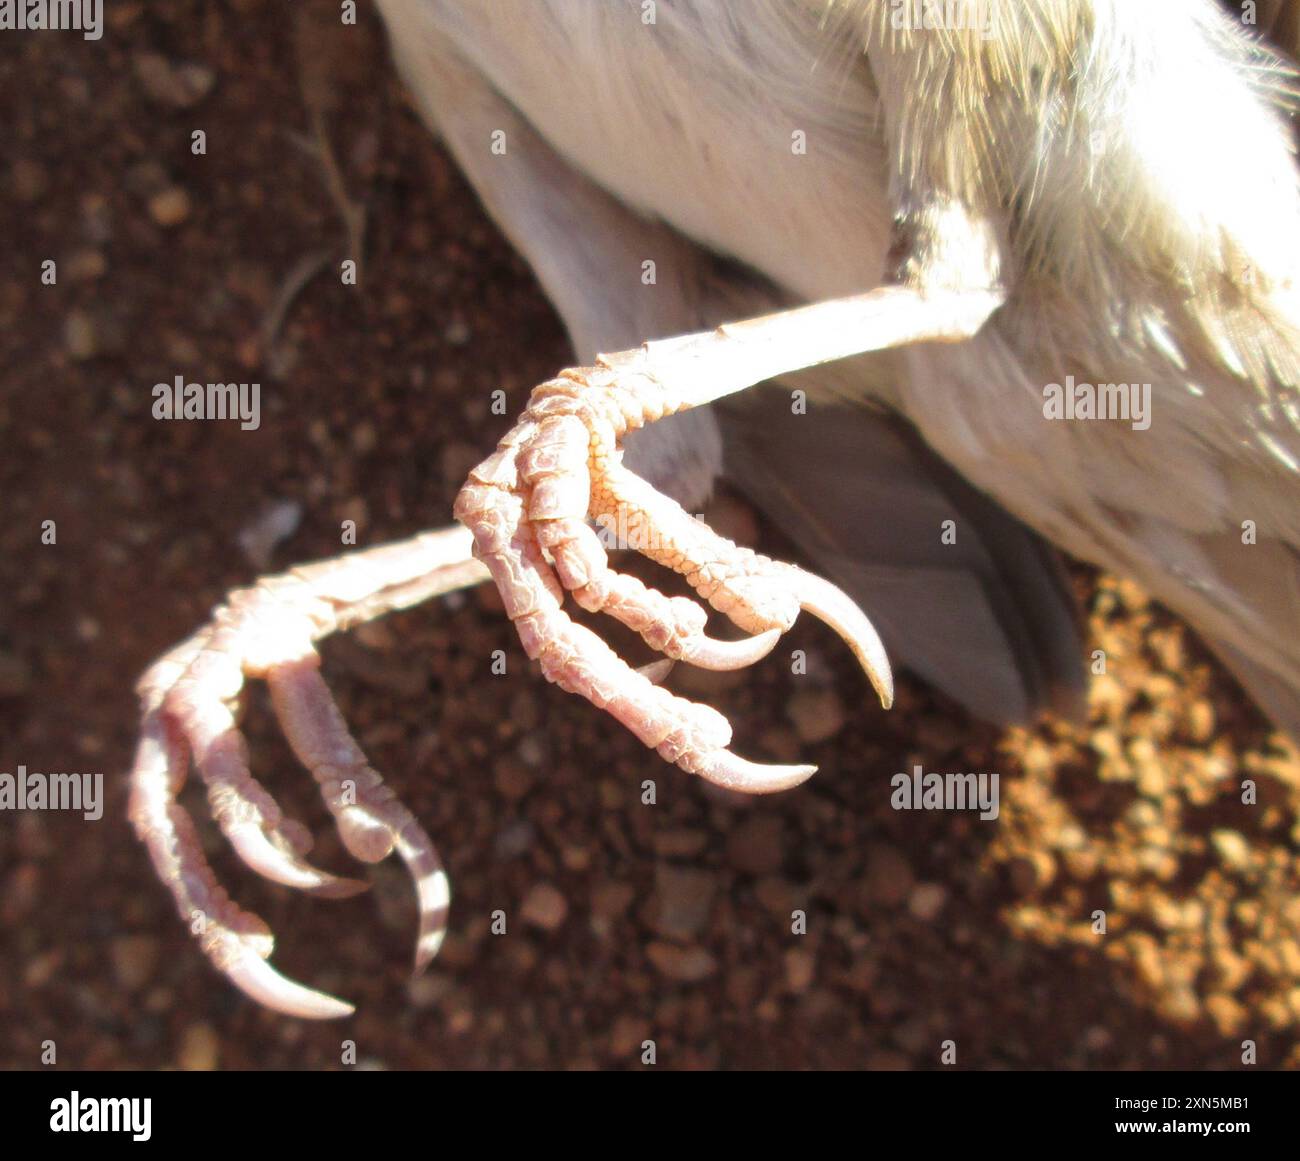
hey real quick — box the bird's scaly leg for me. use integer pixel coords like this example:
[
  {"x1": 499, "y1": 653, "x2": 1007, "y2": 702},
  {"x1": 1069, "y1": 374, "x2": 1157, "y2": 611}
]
[{"x1": 455, "y1": 284, "x2": 1002, "y2": 792}]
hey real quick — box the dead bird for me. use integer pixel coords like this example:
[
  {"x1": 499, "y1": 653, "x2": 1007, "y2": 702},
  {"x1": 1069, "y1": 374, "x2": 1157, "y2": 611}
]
[{"x1": 129, "y1": 0, "x2": 1300, "y2": 1015}]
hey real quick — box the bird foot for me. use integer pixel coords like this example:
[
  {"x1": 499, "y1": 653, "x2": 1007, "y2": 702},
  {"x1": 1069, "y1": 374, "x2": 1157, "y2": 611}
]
[
  {"x1": 127, "y1": 527, "x2": 485, "y2": 1017},
  {"x1": 454, "y1": 350, "x2": 894, "y2": 795}
]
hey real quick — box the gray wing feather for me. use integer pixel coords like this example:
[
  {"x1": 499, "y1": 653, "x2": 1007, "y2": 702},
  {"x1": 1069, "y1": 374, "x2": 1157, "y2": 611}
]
[{"x1": 719, "y1": 389, "x2": 1086, "y2": 724}]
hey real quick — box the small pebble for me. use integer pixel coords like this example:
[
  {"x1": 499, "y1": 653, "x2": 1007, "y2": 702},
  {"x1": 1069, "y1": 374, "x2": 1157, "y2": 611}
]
[
  {"x1": 1186, "y1": 699, "x2": 1215, "y2": 743},
  {"x1": 907, "y1": 882, "x2": 948, "y2": 921},
  {"x1": 520, "y1": 882, "x2": 568, "y2": 931},
  {"x1": 784, "y1": 947, "x2": 816, "y2": 994},
  {"x1": 65, "y1": 249, "x2": 107, "y2": 281},
  {"x1": 646, "y1": 942, "x2": 717, "y2": 982},
  {"x1": 148, "y1": 186, "x2": 192, "y2": 227},
  {"x1": 1210, "y1": 829, "x2": 1252, "y2": 873},
  {"x1": 63, "y1": 311, "x2": 97, "y2": 360}
]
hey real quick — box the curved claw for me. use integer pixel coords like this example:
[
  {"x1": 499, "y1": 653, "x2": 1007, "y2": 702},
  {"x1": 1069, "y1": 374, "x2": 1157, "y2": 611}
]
[
  {"x1": 225, "y1": 953, "x2": 355, "y2": 1020},
  {"x1": 679, "y1": 627, "x2": 781, "y2": 671},
  {"x1": 394, "y1": 823, "x2": 452, "y2": 973},
  {"x1": 790, "y1": 569, "x2": 894, "y2": 708},
  {"x1": 225, "y1": 824, "x2": 370, "y2": 898},
  {"x1": 694, "y1": 750, "x2": 817, "y2": 794}
]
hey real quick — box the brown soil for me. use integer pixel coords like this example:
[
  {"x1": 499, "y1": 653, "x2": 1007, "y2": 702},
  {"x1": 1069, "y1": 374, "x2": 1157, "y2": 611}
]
[{"x1": 2, "y1": 0, "x2": 1298, "y2": 1070}]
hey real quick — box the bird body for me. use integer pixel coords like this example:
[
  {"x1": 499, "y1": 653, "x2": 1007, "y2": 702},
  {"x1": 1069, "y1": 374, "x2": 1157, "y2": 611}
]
[{"x1": 379, "y1": 0, "x2": 1300, "y2": 731}]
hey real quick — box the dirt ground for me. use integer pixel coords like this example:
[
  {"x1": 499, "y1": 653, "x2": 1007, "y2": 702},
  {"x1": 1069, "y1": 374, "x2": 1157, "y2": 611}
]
[{"x1": 3, "y1": 0, "x2": 1299, "y2": 1071}]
